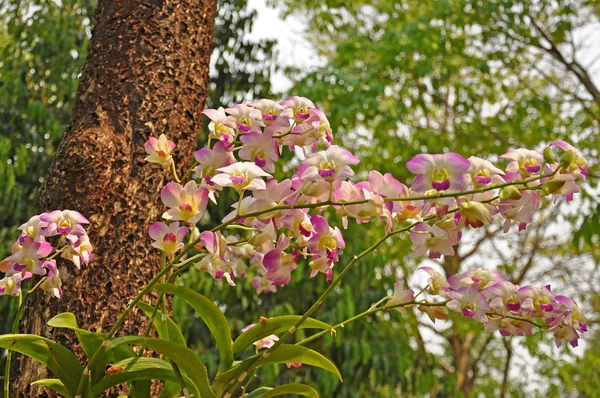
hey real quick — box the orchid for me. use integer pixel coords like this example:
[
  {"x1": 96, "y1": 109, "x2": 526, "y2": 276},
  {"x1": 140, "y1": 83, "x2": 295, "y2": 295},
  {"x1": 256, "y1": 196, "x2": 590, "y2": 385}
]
[
  {"x1": 500, "y1": 148, "x2": 544, "y2": 180},
  {"x1": 238, "y1": 131, "x2": 279, "y2": 172},
  {"x1": 17, "y1": 215, "x2": 48, "y2": 241},
  {"x1": 144, "y1": 134, "x2": 176, "y2": 169},
  {"x1": 40, "y1": 260, "x2": 63, "y2": 298},
  {"x1": 40, "y1": 210, "x2": 89, "y2": 237},
  {"x1": 263, "y1": 234, "x2": 298, "y2": 286},
  {"x1": 297, "y1": 145, "x2": 359, "y2": 184},
  {"x1": 549, "y1": 140, "x2": 588, "y2": 179},
  {"x1": 242, "y1": 323, "x2": 279, "y2": 349},
  {"x1": 280, "y1": 96, "x2": 315, "y2": 123},
  {"x1": 386, "y1": 283, "x2": 414, "y2": 314},
  {"x1": 225, "y1": 104, "x2": 263, "y2": 133},
  {"x1": 195, "y1": 231, "x2": 235, "y2": 286},
  {"x1": 161, "y1": 181, "x2": 209, "y2": 224},
  {"x1": 211, "y1": 162, "x2": 272, "y2": 192},
  {"x1": 247, "y1": 179, "x2": 293, "y2": 221},
  {"x1": 149, "y1": 222, "x2": 189, "y2": 254},
  {"x1": 419, "y1": 266, "x2": 449, "y2": 295},
  {"x1": 62, "y1": 234, "x2": 94, "y2": 268},
  {"x1": 306, "y1": 215, "x2": 345, "y2": 263},
  {"x1": 467, "y1": 156, "x2": 505, "y2": 186},
  {"x1": 252, "y1": 99, "x2": 291, "y2": 127},
  {"x1": 202, "y1": 107, "x2": 236, "y2": 143},
  {"x1": 410, "y1": 223, "x2": 455, "y2": 259},
  {"x1": 193, "y1": 141, "x2": 235, "y2": 179},
  {"x1": 0, "y1": 273, "x2": 28, "y2": 296},
  {"x1": 446, "y1": 286, "x2": 490, "y2": 322},
  {"x1": 498, "y1": 190, "x2": 541, "y2": 232},
  {"x1": 3, "y1": 237, "x2": 53, "y2": 277},
  {"x1": 406, "y1": 152, "x2": 470, "y2": 192},
  {"x1": 2, "y1": 97, "x2": 591, "y2": 398}
]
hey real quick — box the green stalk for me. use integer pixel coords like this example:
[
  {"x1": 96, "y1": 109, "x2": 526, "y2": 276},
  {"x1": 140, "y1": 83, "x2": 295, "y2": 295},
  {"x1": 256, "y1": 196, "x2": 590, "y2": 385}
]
[{"x1": 4, "y1": 277, "x2": 34, "y2": 397}]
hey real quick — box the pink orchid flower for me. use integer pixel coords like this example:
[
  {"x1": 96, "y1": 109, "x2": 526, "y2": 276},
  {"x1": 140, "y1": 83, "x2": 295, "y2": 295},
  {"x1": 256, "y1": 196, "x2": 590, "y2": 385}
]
[
  {"x1": 500, "y1": 148, "x2": 544, "y2": 180},
  {"x1": 263, "y1": 234, "x2": 298, "y2": 286},
  {"x1": 252, "y1": 99, "x2": 292, "y2": 127},
  {"x1": 549, "y1": 140, "x2": 588, "y2": 179},
  {"x1": 297, "y1": 145, "x2": 359, "y2": 183},
  {"x1": 211, "y1": 162, "x2": 272, "y2": 192},
  {"x1": 406, "y1": 152, "x2": 470, "y2": 192},
  {"x1": 280, "y1": 96, "x2": 315, "y2": 123},
  {"x1": 193, "y1": 141, "x2": 236, "y2": 179},
  {"x1": 40, "y1": 210, "x2": 89, "y2": 237},
  {"x1": 498, "y1": 190, "x2": 540, "y2": 232},
  {"x1": 144, "y1": 134, "x2": 176, "y2": 169},
  {"x1": 4, "y1": 237, "x2": 53, "y2": 277},
  {"x1": 40, "y1": 260, "x2": 63, "y2": 298},
  {"x1": 410, "y1": 223, "x2": 455, "y2": 259},
  {"x1": 149, "y1": 222, "x2": 189, "y2": 254},
  {"x1": 18, "y1": 214, "x2": 48, "y2": 241},
  {"x1": 467, "y1": 156, "x2": 505, "y2": 186},
  {"x1": 161, "y1": 181, "x2": 209, "y2": 224},
  {"x1": 387, "y1": 283, "x2": 415, "y2": 314},
  {"x1": 195, "y1": 231, "x2": 235, "y2": 286},
  {"x1": 202, "y1": 107, "x2": 236, "y2": 143},
  {"x1": 225, "y1": 104, "x2": 263, "y2": 133},
  {"x1": 62, "y1": 234, "x2": 94, "y2": 268},
  {"x1": 447, "y1": 286, "x2": 490, "y2": 322},
  {"x1": 239, "y1": 131, "x2": 279, "y2": 172},
  {"x1": 0, "y1": 273, "x2": 30, "y2": 296}
]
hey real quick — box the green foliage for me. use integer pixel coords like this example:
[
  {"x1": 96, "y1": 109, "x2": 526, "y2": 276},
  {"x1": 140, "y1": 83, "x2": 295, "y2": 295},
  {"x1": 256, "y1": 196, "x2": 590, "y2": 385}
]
[
  {"x1": 274, "y1": 0, "x2": 600, "y2": 396},
  {"x1": 249, "y1": 383, "x2": 320, "y2": 398},
  {"x1": 154, "y1": 284, "x2": 233, "y2": 371},
  {"x1": 232, "y1": 315, "x2": 331, "y2": 356},
  {"x1": 92, "y1": 357, "x2": 199, "y2": 398},
  {"x1": 0, "y1": 334, "x2": 83, "y2": 396}
]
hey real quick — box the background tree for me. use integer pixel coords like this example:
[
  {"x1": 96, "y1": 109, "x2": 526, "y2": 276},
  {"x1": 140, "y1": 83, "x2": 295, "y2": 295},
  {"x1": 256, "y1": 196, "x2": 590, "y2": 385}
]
[{"x1": 266, "y1": 0, "x2": 599, "y2": 395}]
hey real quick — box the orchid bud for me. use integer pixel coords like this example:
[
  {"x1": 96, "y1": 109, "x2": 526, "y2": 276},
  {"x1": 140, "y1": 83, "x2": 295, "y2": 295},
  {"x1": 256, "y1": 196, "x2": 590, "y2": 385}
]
[
  {"x1": 543, "y1": 147, "x2": 556, "y2": 164},
  {"x1": 559, "y1": 149, "x2": 574, "y2": 168},
  {"x1": 499, "y1": 185, "x2": 521, "y2": 200},
  {"x1": 541, "y1": 179, "x2": 566, "y2": 196},
  {"x1": 459, "y1": 201, "x2": 493, "y2": 227}
]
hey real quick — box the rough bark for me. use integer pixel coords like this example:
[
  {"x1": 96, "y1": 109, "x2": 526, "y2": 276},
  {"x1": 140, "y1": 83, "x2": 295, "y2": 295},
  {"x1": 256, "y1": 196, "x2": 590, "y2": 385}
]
[{"x1": 12, "y1": 0, "x2": 217, "y2": 395}]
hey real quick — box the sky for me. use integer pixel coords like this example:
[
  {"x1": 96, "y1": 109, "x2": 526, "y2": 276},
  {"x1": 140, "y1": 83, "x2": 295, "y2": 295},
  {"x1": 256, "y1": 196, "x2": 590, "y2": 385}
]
[{"x1": 247, "y1": 0, "x2": 323, "y2": 93}]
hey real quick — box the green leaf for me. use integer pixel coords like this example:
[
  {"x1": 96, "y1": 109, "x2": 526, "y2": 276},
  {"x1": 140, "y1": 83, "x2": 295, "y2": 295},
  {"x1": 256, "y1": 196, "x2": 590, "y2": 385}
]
[
  {"x1": 92, "y1": 357, "x2": 199, "y2": 398},
  {"x1": 261, "y1": 383, "x2": 320, "y2": 398},
  {"x1": 31, "y1": 379, "x2": 70, "y2": 397},
  {"x1": 137, "y1": 301, "x2": 186, "y2": 347},
  {"x1": 47, "y1": 312, "x2": 136, "y2": 385},
  {"x1": 0, "y1": 334, "x2": 82, "y2": 397},
  {"x1": 232, "y1": 316, "x2": 331, "y2": 356},
  {"x1": 219, "y1": 344, "x2": 342, "y2": 387},
  {"x1": 135, "y1": 303, "x2": 185, "y2": 397},
  {"x1": 153, "y1": 284, "x2": 233, "y2": 371},
  {"x1": 106, "y1": 336, "x2": 215, "y2": 398},
  {"x1": 244, "y1": 387, "x2": 273, "y2": 397},
  {"x1": 48, "y1": 312, "x2": 102, "y2": 357}
]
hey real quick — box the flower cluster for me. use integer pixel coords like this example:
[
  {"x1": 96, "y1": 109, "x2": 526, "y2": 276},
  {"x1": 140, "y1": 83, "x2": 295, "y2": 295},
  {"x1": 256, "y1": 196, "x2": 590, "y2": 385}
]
[
  {"x1": 391, "y1": 267, "x2": 588, "y2": 348},
  {"x1": 0, "y1": 211, "x2": 93, "y2": 298},
  {"x1": 144, "y1": 97, "x2": 587, "y2": 298}
]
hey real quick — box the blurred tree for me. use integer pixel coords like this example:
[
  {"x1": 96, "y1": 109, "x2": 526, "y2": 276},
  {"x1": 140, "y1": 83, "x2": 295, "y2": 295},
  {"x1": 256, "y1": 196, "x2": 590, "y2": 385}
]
[{"x1": 269, "y1": 0, "x2": 600, "y2": 396}]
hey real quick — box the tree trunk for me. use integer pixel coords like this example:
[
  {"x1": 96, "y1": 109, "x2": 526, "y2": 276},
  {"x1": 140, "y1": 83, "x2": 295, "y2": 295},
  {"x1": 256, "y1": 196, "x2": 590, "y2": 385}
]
[{"x1": 12, "y1": 0, "x2": 217, "y2": 395}]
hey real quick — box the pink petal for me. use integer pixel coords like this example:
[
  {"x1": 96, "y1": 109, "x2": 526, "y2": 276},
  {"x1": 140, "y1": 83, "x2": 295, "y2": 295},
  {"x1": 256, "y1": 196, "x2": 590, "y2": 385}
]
[{"x1": 161, "y1": 182, "x2": 183, "y2": 208}]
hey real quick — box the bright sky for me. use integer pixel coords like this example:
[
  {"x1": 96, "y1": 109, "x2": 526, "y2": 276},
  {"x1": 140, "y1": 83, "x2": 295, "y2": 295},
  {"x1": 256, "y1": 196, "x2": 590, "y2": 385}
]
[{"x1": 247, "y1": 0, "x2": 323, "y2": 93}]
